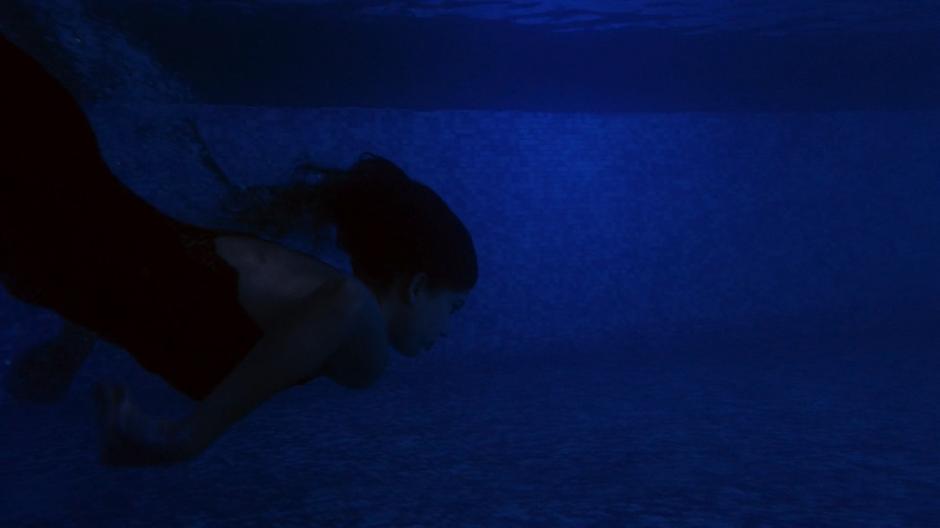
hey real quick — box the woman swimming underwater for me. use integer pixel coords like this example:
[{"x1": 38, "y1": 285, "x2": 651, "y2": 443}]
[{"x1": 0, "y1": 36, "x2": 476, "y2": 466}]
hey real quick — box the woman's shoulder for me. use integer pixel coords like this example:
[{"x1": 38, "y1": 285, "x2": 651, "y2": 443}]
[
  {"x1": 322, "y1": 287, "x2": 389, "y2": 389},
  {"x1": 213, "y1": 234, "x2": 347, "y2": 329},
  {"x1": 216, "y1": 233, "x2": 388, "y2": 388}
]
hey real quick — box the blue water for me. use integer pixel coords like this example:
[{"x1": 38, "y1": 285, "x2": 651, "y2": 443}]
[{"x1": 2, "y1": 1, "x2": 939, "y2": 526}]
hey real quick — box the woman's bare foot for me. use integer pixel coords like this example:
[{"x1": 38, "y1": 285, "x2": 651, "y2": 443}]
[{"x1": 3, "y1": 321, "x2": 97, "y2": 404}]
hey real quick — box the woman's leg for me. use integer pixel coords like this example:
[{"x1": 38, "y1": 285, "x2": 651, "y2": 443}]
[
  {"x1": 3, "y1": 319, "x2": 98, "y2": 404},
  {"x1": 1, "y1": 37, "x2": 101, "y2": 403}
]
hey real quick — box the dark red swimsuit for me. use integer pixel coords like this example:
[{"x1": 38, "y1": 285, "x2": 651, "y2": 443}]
[{"x1": 1, "y1": 35, "x2": 265, "y2": 401}]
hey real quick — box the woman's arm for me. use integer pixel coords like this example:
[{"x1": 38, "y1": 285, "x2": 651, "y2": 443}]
[
  {"x1": 96, "y1": 278, "x2": 363, "y2": 466},
  {"x1": 178, "y1": 277, "x2": 363, "y2": 458}
]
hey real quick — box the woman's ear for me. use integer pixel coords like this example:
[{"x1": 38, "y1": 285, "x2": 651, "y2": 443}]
[{"x1": 405, "y1": 272, "x2": 432, "y2": 303}]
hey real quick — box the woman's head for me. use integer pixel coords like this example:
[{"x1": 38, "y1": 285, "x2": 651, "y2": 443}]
[
  {"x1": 315, "y1": 153, "x2": 476, "y2": 355},
  {"x1": 318, "y1": 154, "x2": 476, "y2": 294},
  {"x1": 229, "y1": 153, "x2": 477, "y2": 355}
]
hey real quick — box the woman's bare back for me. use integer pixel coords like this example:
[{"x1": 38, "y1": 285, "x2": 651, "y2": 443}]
[
  {"x1": 213, "y1": 235, "x2": 388, "y2": 387},
  {"x1": 213, "y1": 234, "x2": 347, "y2": 334}
]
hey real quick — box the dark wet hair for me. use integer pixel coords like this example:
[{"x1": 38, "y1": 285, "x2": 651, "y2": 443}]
[{"x1": 225, "y1": 153, "x2": 477, "y2": 296}]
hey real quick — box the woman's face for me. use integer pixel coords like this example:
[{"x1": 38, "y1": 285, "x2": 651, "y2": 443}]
[{"x1": 387, "y1": 274, "x2": 468, "y2": 357}]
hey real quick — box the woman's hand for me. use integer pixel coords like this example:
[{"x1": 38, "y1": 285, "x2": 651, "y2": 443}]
[{"x1": 93, "y1": 382, "x2": 194, "y2": 467}]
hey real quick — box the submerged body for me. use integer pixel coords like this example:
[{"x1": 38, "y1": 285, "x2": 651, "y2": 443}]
[
  {"x1": 1, "y1": 34, "x2": 467, "y2": 464},
  {"x1": 0, "y1": 33, "x2": 383, "y2": 399}
]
